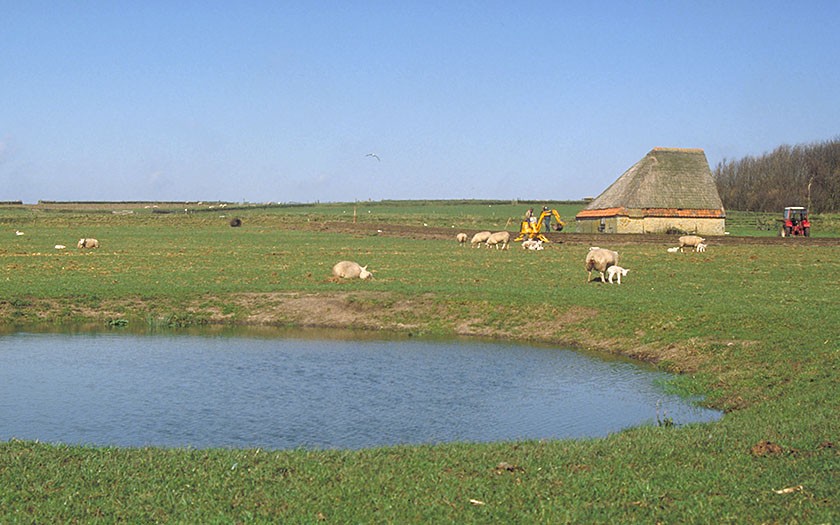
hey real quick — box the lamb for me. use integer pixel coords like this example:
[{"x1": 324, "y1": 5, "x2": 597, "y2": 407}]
[
  {"x1": 485, "y1": 231, "x2": 510, "y2": 250},
  {"x1": 77, "y1": 238, "x2": 99, "y2": 249},
  {"x1": 585, "y1": 247, "x2": 619, "y2": 283},
  {"x1": 456, "y1": 232, "x2": 468, "y2": 246},
  {"x1": 678, "y1": 235, "x2": 705, "y2": 252},
  {"x1": 470, "y1": 231, "x2": 492, "y2": 248},
  {"x1": 606, "y1": 265, "x2": 629, "y2": 284},
  {"x1": 667, "y1": 247, "x2": 680, "y2": 253},
  {"x1": 521, "y1": 239, "x2": 544, "y2": 250},
  {"x1": 696, "y1": 242, "x2": 707, "y2": 253},
  {"x1": 331, "y1": 260, "x2": 372, "y2": 280}
]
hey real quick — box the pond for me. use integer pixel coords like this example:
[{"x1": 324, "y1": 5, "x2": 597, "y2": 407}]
[{"x1": 0, "y1": 330, "x2": 721, "y2": 450}]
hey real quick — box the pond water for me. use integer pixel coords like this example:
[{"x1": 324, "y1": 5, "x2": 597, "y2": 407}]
[{"x1": 0, "y1": 331, "x2": 720, "y2": 450}]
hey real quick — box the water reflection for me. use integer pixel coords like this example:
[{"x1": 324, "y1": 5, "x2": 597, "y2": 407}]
[{"x1": 0, "y1": 331, "x2": 720, "y2": 450}]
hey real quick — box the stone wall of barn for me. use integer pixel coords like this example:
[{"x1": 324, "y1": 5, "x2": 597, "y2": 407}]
[
  {"x1": 576, "y1": 216, "x2": 725, "y2": 235},
  {"x1": 639, "y1": 217, "x2": 725, "y2": 235}
]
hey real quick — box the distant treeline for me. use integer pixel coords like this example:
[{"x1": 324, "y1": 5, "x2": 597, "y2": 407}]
[
  {"x1": 36, "y1": 200, "x2": 218, "y2": 205},
  {"x1": 713, "y1": 137, "x2": 840, "y2": 213}
]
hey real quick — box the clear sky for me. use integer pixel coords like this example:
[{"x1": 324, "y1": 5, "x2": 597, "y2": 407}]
[{"x1": 2, "y1": 1, "x2": 838, "y2": 204}]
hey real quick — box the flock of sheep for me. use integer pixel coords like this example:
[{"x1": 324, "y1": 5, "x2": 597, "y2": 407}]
[
  {"x1": 13, "y1": 228, "x2": 707, "y2": 286},
  {"x1": 463, "y1": 230, "x2": 512, "y2": 249},
  {"x1": 12, "y1": 231, "x2": 100, "y2": 250},
  {"x1": 332, "y1": 232, "x2": 709, "y2": 285}
]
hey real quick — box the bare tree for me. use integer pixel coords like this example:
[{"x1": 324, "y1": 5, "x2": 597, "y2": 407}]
[{"x1": 713, "y1": 138, "x2": 840, "y2": 212}]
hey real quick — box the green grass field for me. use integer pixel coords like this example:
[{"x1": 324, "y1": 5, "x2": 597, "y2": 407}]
[{"x1": 1, "y1": 202, "x2": 838, "y2": 523}]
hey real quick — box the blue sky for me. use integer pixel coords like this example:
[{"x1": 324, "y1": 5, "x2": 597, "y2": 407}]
[{"x1": 2, "y1": 1, "x2": 838, "y2": 204}]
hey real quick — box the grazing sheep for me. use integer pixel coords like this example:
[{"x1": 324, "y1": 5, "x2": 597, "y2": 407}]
[
  {"x1": 332, "y1": 260, "x2": 372, "y2": 280},
  {"x1": 585, "y1": 248, "x2": 619, "y2": 283},
  {"x1": 696, "y1": 242, "x2": 707, "y2": 253},
  {"x1": 485, "y1": 231, "x2": 511, "y2": 250},
  {"x1": 470, "y1": 231, "x2": 492, "y2": 248},
  {"x1": 606, "y1": 265, "x2": 629, "y2": 284},
  {"x1": 456, "y1": 232, "x2": 468, "y2": 246},
  {"x1": 678, "y1": 235, "x2": 706, "y2": 252},
  {"x1": 77, "y1": 238, "x2": 100, "y2": 249},
  {"x1": 667, "y1": 247, "x2": 680, "y2": 253},
  {"x1": 521, "y1": 239, "x2": 544, "y2": 250}
]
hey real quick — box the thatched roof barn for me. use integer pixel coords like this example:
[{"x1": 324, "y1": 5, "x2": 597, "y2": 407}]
[{"x1": 576, "y1": 147, "x2": 725, "y2": 235}]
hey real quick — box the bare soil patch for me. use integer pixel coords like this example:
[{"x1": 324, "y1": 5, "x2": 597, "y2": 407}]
[
  {"x1": 225, "y1": 292, "x2": 420, "y2": 330},
  {"x1": 750, "y1": 440, "x2": 785, "y2": 457}
]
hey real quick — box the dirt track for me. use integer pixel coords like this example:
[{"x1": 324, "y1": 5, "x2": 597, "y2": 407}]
[{"x1": 310, "y1": 221, "x2": 840, "y2": 246}]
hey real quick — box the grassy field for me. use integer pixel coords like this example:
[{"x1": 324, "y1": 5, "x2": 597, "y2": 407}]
[{"x1": 0, "y1": 201, "x2": 838, "y2": 523}]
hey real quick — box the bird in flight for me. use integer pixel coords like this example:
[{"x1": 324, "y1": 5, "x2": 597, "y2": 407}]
[{"x1": 366, "y1": 153, "x2": 380, "y2": 161}]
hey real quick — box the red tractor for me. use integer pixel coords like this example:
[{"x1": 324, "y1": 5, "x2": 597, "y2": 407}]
[{"x1": 781, "y1": 206, "x2": 810, "y2": 237}]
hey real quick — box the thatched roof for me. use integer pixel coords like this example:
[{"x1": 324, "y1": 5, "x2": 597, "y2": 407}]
[{"x1": 577, "y1": 148, "x2": 724, "y2": 218}]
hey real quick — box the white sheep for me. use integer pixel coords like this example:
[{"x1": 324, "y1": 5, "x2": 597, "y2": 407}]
[
  {"x1": 696, "y1": 242, "x2": 707, "y2": 253},
  {"x1": 456, "y1": 232, "x2": 468, "y2": 246},
  {"x1": 54, "y1": 244, "x2": 66, "y2": 250},
  {"x1": 585, "y1": 248, "x2": 619, "y2": 283},
  {"x1": 470, "y1": 231, "x2": 492, "y2": 248},
  {"x1": 667, "y1": 247, "x2": 680, "y2": 253},
  {"x1": 521, "y1": 239, "x2": 544, "y2": 250},
  {"x1": 606, "y1": 265, "x2": 629, "y2": 284},
  {"x1": 485, "y1": 231, "x2": 511, "y2": 250},
  {"x1": 678, "y1": 235, "x2": 705, "y2": 252},
  {"x1": 77, "y1": 238, "x2": 100, "y2": 249},
  {"x1": 332, "y1": 260, "x2": 372, "y2": 280}
]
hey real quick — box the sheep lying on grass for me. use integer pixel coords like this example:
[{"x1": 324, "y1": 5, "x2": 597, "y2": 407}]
[
  {"x1": 470, "y1": 231, "x2": 491, "y2": 248},
  {"x1": 521, "y1": 239, "x2": 544, "y2": 250},
  {"x1": 456, "y1": 233, "x2": 468, "y2": 246},
  {"x1": 77, "y1": 238, "x2": 99, "y2": 249},
  {"x1": 678, "y1": 235, "x2": 705, "y2": 252},
  {"x1": 331, "y1": 260, "x2": 372, "y2": 280},
  {"x1": 667, "y1": 247, "x2": 680, "y2": 253},
  {"x1": 585, "y1": 247, "x2": 619, "y2": 283},
  {"x1": 485, "y1": 231, "x2": 510, "y2": 250},
  {"x1": 606, "y1": 265, "x2": 629, "y2": 284}
]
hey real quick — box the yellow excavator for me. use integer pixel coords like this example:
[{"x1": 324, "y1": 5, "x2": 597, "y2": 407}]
[{"x1": 513, "y1": 208, "x2": 565, "y2": 243}]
